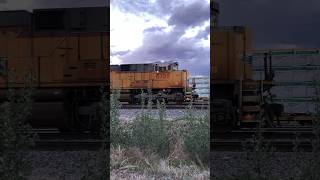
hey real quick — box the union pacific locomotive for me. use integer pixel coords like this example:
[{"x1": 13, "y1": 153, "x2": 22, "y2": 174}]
[
  {"x1": 111, "y1": 61, "x2": 197, "y2": 104},
  {"x1": 0, "y1": 7, "x2": 109, "y2": 131}
]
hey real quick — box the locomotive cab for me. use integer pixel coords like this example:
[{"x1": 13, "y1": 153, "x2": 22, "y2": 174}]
[{"x1": 154, "y1": 61, "x2": 178, "y2": 72}]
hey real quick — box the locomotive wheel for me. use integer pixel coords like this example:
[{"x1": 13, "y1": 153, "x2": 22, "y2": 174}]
[
  {"x1": 60, "y1": 100, "x2": 75, "y2": 132},
  {"x1": 229, "y1": 108, "x2": 237, "y2": 128},
  {"x1": 76, "y1": 102, "x2": 102, "y2": 132}
]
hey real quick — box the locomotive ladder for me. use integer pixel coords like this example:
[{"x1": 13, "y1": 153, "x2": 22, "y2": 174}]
[{"x1": 239, "y1": 80, "x2": 264, "y2": 125}]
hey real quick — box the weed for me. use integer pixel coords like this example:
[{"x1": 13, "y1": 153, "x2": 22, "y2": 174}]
[
  {"x1": 0, "y1": 72, "x2": 36, "y2": 180},
  {"x1": 131, "y1": 99, "x2": 170, "y2": 157},
  {"x1": 110, "y1": 89, "x2": 131, "y2": 147},
  {"x1": 181, "y1": 103, "x2": 210, "y2": 167}
]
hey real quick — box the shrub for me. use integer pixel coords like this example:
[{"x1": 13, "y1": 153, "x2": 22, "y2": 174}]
[
  {"x1": 110, "y1": 89, "x2": 131, "y2": 147},
  {"x1": 0, "y1": 72, "x2": 36, "y2": 179},
  {"x1": 182, "y1": 104, "x2": 210, "y2": 167},
  {"x1": 131, "y1": 99, "x2": 170, "y2": 157}
]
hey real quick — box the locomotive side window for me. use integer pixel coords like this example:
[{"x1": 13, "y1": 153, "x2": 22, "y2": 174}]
[
  {"x1": 0, "y1": 57, "x2": 7, "y2": 76},
  {"x1": 120, "y1": 65, "x2": 130, "y2": 71}
]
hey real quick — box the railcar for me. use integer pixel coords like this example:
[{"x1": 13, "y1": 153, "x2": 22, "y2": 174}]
[
  {"x1": 211, "y1": 26, "x2": 275, "y2": 131},
  {"x1": 110, "y1": 61, "x2": 197, "y2": 103},
  {"x1": 0, "y1": 7, "x2": 109, "y2": 131}
]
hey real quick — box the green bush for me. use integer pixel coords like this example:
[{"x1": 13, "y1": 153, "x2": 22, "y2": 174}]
[
  {"x1": 110, "y1": 90, "x2": 131, "y2": 147},
  {"x1": 182, "y1": 104, "x2": 210, "y2": 167},
  {"x1": 131, "y1": 99, "x2": 170, "y2": 157},
  {"x1": 0, "y1": 72, "x2": 35, "y2": 179}
]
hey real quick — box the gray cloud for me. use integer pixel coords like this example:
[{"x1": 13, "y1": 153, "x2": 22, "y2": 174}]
[
  {"x1": 195, "y1": 25, "x2": 210, "y2": 40},
  {"x1": 112, "y1": 0, "x2": 210, "y2": 75},
  {"x1": 216, "y1": 0, "x2": 320, "y2": 49},
  {"x1": 117, "y1": 27, "x2": 209, "y2": 75},
  {"x1": 168, "y1": 1, "x2": 209, "y2": 28},
  {"x1": 143, "y1": 26, "x2": 167, "y2": 33},
  {"x1": 111, "y1": 0, "x2": 177, "y2": 17},
  {"x1": 111, "y1": 50, "x2": 131, "y2": 56}
]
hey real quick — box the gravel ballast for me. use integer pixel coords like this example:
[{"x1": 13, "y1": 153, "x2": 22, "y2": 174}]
[
  {"x1": 211, "y1": 151, "x2": 316, "y2": 180},
  {"x1": 119, "y1": 109, "x2": 207, "y2": 122},
  {"x1": 25, "y1": 151, "x2": 314, "y2": 179},
  {"x1": 25, "y1": 151, "x2": 102, "y2": 179}
]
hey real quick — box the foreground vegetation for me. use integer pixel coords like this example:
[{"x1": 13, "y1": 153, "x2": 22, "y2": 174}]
[
  {"x1": 110, "y1": 91, "x2": 210, "y2": 179},
  {"x1": 0, "y1": 73, "x2": 36, "y2": 180}
]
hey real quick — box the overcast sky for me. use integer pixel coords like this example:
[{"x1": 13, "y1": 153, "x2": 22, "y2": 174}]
[
  {"x1": 111, "y1": 0, "x2": 210, "y2": 76},
  {"x1": 216, "y1": 0, "x2": 320, "y2": 49}
]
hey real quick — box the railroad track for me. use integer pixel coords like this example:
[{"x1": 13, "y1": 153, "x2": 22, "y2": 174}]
[
  {"x1": 212, "y1": 125, "x2": 317, "y2": 152},
  {"x1": 35, "y1": 139, "x2": 104, "y2": 151},
  {"x1": 29, "y1": 129, "x2": 105, "y2": 150},
  {"x1": 211, "y1": 139, "x2": 313, "y2": 152},
  {"x1": 120, "y1": 102, "x2": 209, "y2": 109}
]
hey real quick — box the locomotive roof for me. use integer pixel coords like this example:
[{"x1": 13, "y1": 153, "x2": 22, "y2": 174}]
[
  {"x1": 0, "y1": 7, "x2": 109, "y2": 32},
  {"x1": 111, "y1": 61, "x2": 178, "y2": 66},
  {"x1": 32, "y1": 6, "x2": 109, "y2": 12}
]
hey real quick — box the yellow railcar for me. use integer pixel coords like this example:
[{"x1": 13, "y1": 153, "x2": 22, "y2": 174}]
[
  {"x1": 0, "y1": 7, "x2": 109, "y2": 131},
  {"x1": 111, "y1": 62, "x2": 194, "y2": 103}
]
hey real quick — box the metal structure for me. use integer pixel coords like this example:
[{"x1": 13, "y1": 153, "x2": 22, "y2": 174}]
[
  {"x1": 211, "y1": 26, "x2": 275, "y2": 130},
  {"x1": 211, "y1": 0, "x2": 219, "y2": 28},
  {"x1": 250, "y1": 49, "x2": 320, "y2": 114},
  {"x1": 188, "y1": 76, "x2": 210, "y2": 98}
]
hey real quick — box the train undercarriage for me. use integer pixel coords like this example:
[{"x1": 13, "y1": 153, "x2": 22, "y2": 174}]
[
  {"x1": 211, "y1": 80, "x2": 277, "y2": 132},
  {"x1": 114, "y1": 88, "x2": 196, "y2": 104},
  {"x1": 0, "y1": 87, "x2": 107, "y2": 132}
]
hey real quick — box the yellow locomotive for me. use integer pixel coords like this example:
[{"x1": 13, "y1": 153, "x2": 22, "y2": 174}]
[
  {"x1": 111, "y1": 61, "x2": 197, "y2": 103},
  {"x1": 0, "y1": 7, "x2": 109, "y2": 131}
]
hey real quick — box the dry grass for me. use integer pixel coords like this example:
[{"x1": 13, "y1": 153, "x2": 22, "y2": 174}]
[
  {"x1": 109, "y1": 92, "x2": 209, "y2": 179},
  {"x1": 110, "y1": 146, "x2": 209, "y2": 180},
  {"x1": 110, "y1": 110, "x2": 209, "y2": 179}
]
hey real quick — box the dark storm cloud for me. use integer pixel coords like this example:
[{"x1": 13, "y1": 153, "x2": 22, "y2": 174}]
[
  {"x1": 113, "y1": 0, "x2": 210, "y2": 75},
  {"x1": 216, "y1": 0, "x2": 320, "y2": 49},
  {"x1": 0, "y1": 0, "x2": 6, "y2": 3},
  {"x1": 120, "y1": 26, "x2": 210, "y2": 75},
  {"x1": 168, "y1": 1, "x2": 209, "y2": 28}
]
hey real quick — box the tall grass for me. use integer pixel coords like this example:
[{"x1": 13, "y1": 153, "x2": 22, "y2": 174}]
[
  {"x1": 110, "y1": 91, "x2": 210, "y2": 178},
  {"x1": 131, "y1": 99, "x2": 170, "y2": 157},
  {"x1": 80, "y1": 86, "x2": 110, "y2": 179},
  {"x1": 110, "y1": 90, "x2": 130, "y2": 147},
  {"x1": 182, "y1": 103, "x2": 210, "y2": 167},
  {"x1": 0, "y1": 72, "x2": 36, "y2": 179}
]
